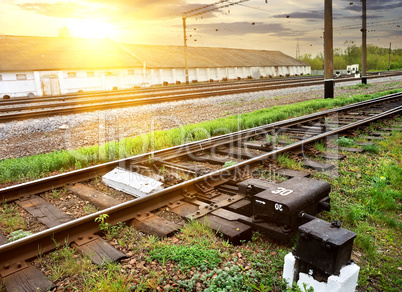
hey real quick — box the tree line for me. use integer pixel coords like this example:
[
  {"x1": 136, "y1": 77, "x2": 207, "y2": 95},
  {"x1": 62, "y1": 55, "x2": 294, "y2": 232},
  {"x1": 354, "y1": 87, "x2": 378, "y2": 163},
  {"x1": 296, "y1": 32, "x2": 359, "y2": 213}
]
[{"x1": 298, "y1": 43, "x2": 402, "y2": 71}]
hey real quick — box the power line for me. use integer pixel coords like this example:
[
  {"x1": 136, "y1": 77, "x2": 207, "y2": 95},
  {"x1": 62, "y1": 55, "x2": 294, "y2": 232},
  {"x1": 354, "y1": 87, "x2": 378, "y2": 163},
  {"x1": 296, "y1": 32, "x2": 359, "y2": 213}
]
[
  {"x1": 237, "y1": 3, "x2": 272, "y2": 13},
  {"x1": 334, "y1": 18, "x2": 402, "y2": 31}
]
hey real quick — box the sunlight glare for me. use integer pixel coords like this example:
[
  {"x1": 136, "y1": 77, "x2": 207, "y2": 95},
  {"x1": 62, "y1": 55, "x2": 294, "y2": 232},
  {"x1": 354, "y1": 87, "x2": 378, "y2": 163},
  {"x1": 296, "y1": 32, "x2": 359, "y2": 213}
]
[{"x1": 68, "y1": 19, "x2": 116, "y2": 39}]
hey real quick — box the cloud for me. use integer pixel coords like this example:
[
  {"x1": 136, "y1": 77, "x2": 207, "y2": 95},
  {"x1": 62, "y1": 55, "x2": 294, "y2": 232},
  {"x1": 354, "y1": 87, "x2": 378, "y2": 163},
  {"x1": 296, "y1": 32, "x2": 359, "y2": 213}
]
[
  {"x1": 15, "y1": 1, "x2": 192, "y2": 20},
  {"x1": 340, "y1": 0, "x2": 402, "y2": 12},
  {"x1": 272, "y1": 10, "x2": 346, "y2": 21},
  {"x1": 190, "y1": 21, "x2": 303, "y2": 38},
  {"x1": 16, "y1": 2, "x2": 113, "y2": 19}
]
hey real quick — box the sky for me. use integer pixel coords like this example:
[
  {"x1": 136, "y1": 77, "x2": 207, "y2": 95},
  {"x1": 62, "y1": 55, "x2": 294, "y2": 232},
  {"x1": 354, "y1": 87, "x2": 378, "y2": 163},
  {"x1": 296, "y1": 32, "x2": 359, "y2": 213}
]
[{"x1": 0, "y1": 0, "x2": 401, "y2": 57}]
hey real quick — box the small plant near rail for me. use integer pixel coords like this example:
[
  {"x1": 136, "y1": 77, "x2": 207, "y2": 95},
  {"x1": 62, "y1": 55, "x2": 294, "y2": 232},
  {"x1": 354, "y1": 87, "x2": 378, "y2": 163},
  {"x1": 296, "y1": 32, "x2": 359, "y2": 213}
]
[
  {"x1": 51, "y1": 187, "x2": 67, "y2": 200},
  {"x1": 81, "y1": 262, "x2": 135, "y2": 291},
  {"x1": 0, "y1": 203, "x2": 27, "y2": 234},
  {"x1": 277, "y1": 154, "x2": 303, "y2": 170},
  {"x1": 95, "y1": 214, "x2": 125, "y2": 240},
  {"x1": 6, "y1": 229, "x2": 33, "y2": 243},
  {"x1": 43, "y1": 242, "x2": 93, "y2": 282},
  {"x1": 223, "y1": 160, "x2": 237, "y2": 168},
  {"x1": 349, "y1": 83, "x2": 372, "y2": 90},
  {"x1": 314, "y1": 141, "x2": 327, "y2": 153},
  {"x1": 149, "y1": 241, "x2": 222, "y2": 271},
  {"x1": 363, "y1": 143, "x2": 379, "y2": 154},
  {"x1": 336, "y1": 136, "x2": 356, "y2": 147}
]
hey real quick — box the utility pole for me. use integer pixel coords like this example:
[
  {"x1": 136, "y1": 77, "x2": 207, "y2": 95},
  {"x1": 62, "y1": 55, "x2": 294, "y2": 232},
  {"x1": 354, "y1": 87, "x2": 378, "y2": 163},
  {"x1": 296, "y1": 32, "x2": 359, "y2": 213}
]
[
  {"x1": 182, "y1": 0, "x2": 250, "y2": 84},
  {"x1": 388, "y1": 42, "x2": 392, "y2": 71},
  {"x1": 324, "y1": 0, "x2": 334, "y2": 98},
  {"x1": 361, "y1": 0, "x2": 367, "y2": 84},
  {"x1": 182, "y1": 17, "x2": 189, "y2": 85}
]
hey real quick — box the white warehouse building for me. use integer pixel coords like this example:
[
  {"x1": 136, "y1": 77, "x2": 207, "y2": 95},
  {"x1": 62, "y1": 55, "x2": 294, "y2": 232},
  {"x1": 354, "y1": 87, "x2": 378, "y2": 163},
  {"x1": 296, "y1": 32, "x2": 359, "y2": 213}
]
[{"x1": 0, "y1": 35, "x2": 311, "y2": 98}]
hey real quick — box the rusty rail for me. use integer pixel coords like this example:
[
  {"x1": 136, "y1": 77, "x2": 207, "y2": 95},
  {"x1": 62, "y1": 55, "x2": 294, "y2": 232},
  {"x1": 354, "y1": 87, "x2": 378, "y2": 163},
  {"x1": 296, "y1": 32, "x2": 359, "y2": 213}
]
[{"x1": 0, "y1": 93, "x2": 400, "y2": 267}]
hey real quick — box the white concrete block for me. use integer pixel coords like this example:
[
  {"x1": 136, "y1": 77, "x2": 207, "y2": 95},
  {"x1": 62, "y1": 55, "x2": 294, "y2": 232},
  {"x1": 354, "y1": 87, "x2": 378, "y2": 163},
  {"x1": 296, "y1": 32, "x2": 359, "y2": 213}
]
[
  {"x1": 298, "y1": 272, "x2": 328, "y2": 291},
  {"x1": 283, "y1": 253, "x2": 297, "y2": 287},
  {"x1": 327, "y1": 263, "x2": 360, "y2": 292},
  {"x1": 283, "y1": 253, "x2": 360, "y2": 292},
  {"x1": 102, "y1": 167, "x2": 163, "y2": 198},
  {"x1": 297, "y1": 263, "x2": 359, "y2": 292}
]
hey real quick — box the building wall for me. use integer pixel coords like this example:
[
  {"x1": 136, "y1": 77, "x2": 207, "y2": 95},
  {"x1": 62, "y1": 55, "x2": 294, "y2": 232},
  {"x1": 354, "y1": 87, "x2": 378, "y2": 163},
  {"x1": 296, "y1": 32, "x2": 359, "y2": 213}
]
[
  {"x1": 0, "y1": 71, "x2": 37, "y2": 97},
  {"x1": 0, "y1": 68, "x2": 146, "y2": 98},
  {"x1": 152, "y1": 65, "x2": 311, "y2": 85},
  {"x1": 0, "y1": 65, "x2": 311, "y2": 98}
]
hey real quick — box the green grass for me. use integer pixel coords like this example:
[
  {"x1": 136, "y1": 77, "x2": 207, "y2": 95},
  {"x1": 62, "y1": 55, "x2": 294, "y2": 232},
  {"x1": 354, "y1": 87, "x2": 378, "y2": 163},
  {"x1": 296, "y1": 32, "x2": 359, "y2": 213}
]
[
  {"x1": 277, "y1": 154, "x2": 303, "y2": 170},
  {"x1": 314, "y1": 141, "x2": 327, "y2": 152},
  {"x1": 150, "y1": 242, "x2": 222, "y2": 270},
  {"x1": 81, "y1": 262, "x2": 135, "y2": 292},
  {"x1": 5, "y1": 229, "x2": 33, "y2": 243},
  {"x1": 35, "y1": 127, "x2": 402, "y2": 292},
  {"x1": 1, "y1": 88, "x2": 401, "y2": 185},
  {"x1": 43, "y1": 243, "x2": 93, "y2": 282},
  {"x1": 336, "y1": 136, "x2": 356, "y2": 147},
  {"x1": 148, "y1": 221, "x2": 223, "y2": 272},
  {"x1": 0, "y1": 203, "x2": 27, "y2": 234},
  {"x1": 313, "y1": 127, "x2": 402, "y2": 291}
]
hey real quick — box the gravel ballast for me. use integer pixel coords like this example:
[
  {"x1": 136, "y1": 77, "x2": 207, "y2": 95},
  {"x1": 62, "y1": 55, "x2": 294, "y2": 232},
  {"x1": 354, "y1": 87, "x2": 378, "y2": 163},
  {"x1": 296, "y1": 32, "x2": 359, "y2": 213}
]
[{"x1": 0, "y1": 76, "x2": 401, "y2": 160}]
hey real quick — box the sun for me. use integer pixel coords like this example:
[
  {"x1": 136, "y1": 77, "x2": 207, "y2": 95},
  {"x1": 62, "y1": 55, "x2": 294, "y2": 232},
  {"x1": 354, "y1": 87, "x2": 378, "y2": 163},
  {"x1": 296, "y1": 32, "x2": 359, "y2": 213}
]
[{"x1": 67, "y1": 19, "x2": 116, "y2": 39}]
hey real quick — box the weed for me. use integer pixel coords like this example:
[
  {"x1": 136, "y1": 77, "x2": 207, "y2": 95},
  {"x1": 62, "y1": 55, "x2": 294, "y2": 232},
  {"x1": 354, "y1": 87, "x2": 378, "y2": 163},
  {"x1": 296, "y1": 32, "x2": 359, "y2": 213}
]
[
  {"x1": 84, "y1": 204, "x2": 98, "y2": 214},
  {"x1": 204, "y1": 266, "x2": 256, "y2": 291},
  {"x1": 314, "y1": 141, "x2": 326, "y2": 152},
  {"x1": 95, "y1": 214, "x2": 125, "y2": 240},
  {"x1": 277, "y1": 154, "x2": 302, "y2": 170},
  {"x1": 51, "y1": 187, "x2": 66, "y2": 199},
  {"x1": 363, "y1": 144, "x2": 379, "y2": 154},
  {"x1": 150, "y1": 242, "x2": 222, "y2": 270},
  {"x1": 81, "y1": 262, "x2": 134, "y2": 291},
  {"x1": 336, "y1": 136, "x2": 356, "y2": 147},
  {"x1": 0, "y1": 203, "x2": 27, "y2": 233},
  {"x1": 6, "y1": 229, "x2": 33, "y2": 243},
  {"x1": 223, "y1": 160, "x2": 237, "y2": 168},
  {"x1": 46, "y1": 243, "x2": 93, "y2": 282}
]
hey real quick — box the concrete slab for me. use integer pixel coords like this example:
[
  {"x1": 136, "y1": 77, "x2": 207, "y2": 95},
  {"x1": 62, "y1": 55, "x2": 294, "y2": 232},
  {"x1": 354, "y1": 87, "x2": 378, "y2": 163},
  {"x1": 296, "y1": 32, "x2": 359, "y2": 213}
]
[{"x1": 102, "y1": 167, "x2": 163, "y2": 198}]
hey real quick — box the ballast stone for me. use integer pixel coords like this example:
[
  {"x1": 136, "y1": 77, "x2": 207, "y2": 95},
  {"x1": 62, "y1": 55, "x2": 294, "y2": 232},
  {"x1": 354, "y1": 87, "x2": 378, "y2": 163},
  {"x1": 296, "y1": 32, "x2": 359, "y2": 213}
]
[
  {"x1": 102, "y1": 167, "x2": 163, "y2": 198},
  {"x1": 283, "y1": 253, "x2": 360, "y2": 292}
]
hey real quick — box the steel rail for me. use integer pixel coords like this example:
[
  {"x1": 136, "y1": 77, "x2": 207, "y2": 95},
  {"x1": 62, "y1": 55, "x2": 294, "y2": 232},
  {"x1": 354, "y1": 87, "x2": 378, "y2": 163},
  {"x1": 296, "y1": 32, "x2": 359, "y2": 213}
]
[
  {"x1": 0, "y1": 102, "x2": 400, "y2": 267},
  {"x1": 1, "y1": 72, "x2": 400, "y2": 122},
  {"x1": 0, "y1": 70, "x2": 399, "y2": 106},
  {"x1": 0, "y1": 80, "x2": 324, "y2": 122},
  {"x1": 1, "y1": 92, "x2": 401, "y2": 202},
  {"x1": 0, "y1": 77, "x2": 323, "y2": 114},
  {"x1": 0, "y1": 75, "x2": 321, "y2": 106}
]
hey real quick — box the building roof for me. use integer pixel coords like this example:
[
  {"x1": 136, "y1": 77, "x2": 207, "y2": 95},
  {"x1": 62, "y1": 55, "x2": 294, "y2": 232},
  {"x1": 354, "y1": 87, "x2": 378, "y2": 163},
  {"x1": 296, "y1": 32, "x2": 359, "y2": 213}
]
[
  {"x1": 0, "y1": 35, "x2": 142, "y2": 71},
  {"x1": 0, "y1": 35, "x2": 308, "y2": 72},
  {"x1": 123, "y1": 44, "x2": 308, "y2": 68}
]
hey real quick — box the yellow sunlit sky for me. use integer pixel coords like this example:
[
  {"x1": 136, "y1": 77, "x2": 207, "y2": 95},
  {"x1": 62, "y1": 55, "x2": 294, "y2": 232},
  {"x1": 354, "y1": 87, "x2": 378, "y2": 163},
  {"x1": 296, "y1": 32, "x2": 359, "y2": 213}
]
[{"x1": 1, "y1": 0, "x2": 401, "y2": 57}]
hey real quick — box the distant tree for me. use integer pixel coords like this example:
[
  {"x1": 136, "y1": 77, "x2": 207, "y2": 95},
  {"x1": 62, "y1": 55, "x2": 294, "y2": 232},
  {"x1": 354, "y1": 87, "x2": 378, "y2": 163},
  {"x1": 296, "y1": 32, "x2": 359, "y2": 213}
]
[
  {"x1": 298, "y1": 44, "x2": 401, "y2": 71},
  {"x1": 298, "y1": 54, "x2": 323, "y2": 70}
]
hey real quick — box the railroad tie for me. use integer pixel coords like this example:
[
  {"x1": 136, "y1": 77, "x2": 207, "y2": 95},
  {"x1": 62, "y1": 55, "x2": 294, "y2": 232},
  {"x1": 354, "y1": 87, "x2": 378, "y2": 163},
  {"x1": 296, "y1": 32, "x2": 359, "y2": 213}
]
[
  {"x1": 131, "y1": 214, "x2": 181, "y2": 238},
  {"x1": 302, "y1": 159, "x2": 335, "y2": 172},
  {"x1": 17, "y1": 195, "x2": 126, "y2": 265}
]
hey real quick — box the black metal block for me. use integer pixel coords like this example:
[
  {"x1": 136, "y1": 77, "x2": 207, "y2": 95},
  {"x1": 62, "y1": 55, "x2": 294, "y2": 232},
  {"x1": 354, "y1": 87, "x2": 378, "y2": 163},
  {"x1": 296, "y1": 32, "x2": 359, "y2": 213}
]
[
  {"x1": 252, "y1": 177, "x2": 330, "y2": 227},
  {"x1": 294, "y1": 218, "x2": 356, "y2": 275}
]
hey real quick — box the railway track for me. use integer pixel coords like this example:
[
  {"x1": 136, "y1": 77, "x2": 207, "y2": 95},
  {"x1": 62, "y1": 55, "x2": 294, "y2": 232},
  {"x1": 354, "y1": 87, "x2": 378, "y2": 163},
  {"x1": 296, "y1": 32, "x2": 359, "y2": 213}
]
[
  {"x1": 0, "y1": 71, "x2": 400, "y2": 123},
  {"x1": 0, "y1": 92, "x2": 401, "y2": 291}
]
